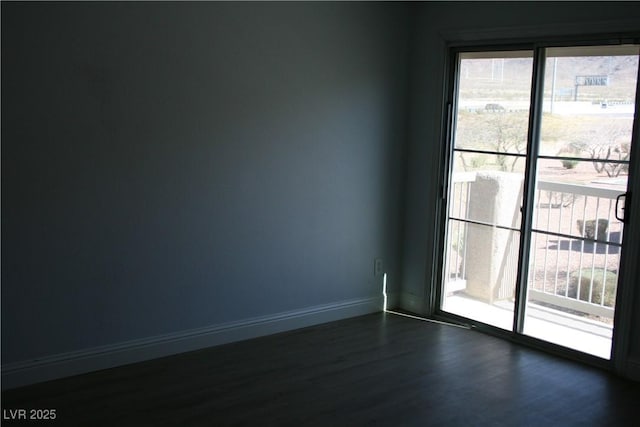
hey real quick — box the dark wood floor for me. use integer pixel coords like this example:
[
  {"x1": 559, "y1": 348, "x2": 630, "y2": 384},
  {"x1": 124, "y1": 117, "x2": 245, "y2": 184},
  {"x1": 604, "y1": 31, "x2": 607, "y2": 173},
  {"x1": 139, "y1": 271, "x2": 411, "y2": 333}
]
[{"x1": 3, "y1": 312, "x2": 639, "y2": 426}]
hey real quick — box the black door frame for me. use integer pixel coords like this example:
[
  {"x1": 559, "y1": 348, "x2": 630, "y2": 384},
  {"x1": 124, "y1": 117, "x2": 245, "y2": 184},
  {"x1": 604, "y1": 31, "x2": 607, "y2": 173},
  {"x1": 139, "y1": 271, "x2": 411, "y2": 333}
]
[{"x1": 431, "y1": 34, "x2": 640, "y2": 373}]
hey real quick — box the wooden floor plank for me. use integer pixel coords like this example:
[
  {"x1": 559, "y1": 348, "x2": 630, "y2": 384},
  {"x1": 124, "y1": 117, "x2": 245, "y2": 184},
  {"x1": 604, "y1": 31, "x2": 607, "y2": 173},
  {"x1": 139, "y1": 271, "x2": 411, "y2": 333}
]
[{"x1": 2, "y1": 312, "x2": 639, "y2": 426}]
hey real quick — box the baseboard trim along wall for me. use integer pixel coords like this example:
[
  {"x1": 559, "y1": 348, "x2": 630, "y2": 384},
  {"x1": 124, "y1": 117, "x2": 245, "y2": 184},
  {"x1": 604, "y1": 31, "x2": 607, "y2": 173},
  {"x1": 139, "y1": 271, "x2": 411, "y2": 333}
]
[{"x1": 1, "y1": 297, "x2": 382, "y2": 390}]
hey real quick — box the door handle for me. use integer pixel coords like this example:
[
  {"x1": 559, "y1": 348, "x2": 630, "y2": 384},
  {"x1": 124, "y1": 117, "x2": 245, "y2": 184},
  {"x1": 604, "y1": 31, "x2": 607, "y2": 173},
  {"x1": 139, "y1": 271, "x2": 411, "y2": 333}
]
[{"x1": 615, "y1": 193, "x2": 628, "y2": 223}]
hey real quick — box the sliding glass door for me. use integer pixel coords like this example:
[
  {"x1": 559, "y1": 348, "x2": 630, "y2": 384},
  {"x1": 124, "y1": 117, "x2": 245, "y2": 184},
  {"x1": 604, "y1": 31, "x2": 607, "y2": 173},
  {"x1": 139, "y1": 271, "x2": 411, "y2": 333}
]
[
  {"x1": 442, "y1": 51, "x2": 533, "y2": 330},
  {"x1": 440, "y1": 43, "x2": 639, "y2": 359}
]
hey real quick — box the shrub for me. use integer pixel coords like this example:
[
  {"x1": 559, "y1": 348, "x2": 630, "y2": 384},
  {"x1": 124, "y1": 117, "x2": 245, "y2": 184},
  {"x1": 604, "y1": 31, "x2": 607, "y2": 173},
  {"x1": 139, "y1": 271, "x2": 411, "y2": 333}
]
[
  {"x1": 470, "y1": 155, "x2": 487, "y2": 169},
  {"x1": 569, "y1": 268, "x2": 617, "y2": 307},
  {"x1": 576, "y1": 219, "x2": 608, "y2": 241},
  {"x1": 560, "y1": 159, "x2": 579, "y2": 169},
  {"x1": 557, "y1": 143, "x2": 581, "y2": 170}
]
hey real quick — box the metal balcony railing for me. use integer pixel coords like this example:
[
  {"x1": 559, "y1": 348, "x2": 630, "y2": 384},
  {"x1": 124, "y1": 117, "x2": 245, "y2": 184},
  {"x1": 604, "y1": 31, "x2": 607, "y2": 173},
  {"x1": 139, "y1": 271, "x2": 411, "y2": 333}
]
[
  {"x1": 446, "y1": 172, "x2": 623, "y2": 320},
  {"x1": 529, "y1": 180, "x2": 622, "y2": 319}
]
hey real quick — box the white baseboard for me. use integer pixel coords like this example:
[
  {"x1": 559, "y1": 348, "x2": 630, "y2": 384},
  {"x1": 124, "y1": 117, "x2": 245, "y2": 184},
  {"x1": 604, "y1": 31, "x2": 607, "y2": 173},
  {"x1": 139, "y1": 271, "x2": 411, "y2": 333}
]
[{"x1": 2, "y1": 297, "x2": 382, "y2": 390}]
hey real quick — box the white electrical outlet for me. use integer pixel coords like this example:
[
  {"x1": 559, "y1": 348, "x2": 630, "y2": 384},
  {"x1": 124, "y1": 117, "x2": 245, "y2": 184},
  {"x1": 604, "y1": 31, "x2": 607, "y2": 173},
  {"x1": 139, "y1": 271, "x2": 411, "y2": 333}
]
[{"x1": 374, "y1": 258, "x2": 383, "y2": 276}]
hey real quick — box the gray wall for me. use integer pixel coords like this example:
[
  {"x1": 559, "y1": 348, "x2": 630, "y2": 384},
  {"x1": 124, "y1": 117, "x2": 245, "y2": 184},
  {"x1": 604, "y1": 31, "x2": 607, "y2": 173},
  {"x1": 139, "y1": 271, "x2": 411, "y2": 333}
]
[
  {"x1": 403, "y1": 1, "x2": 640, "y2": 371},
  {"x1": 4, "y1": 0, "x2": 640, "y2": 381},
  {"x1": 1, "y1": 2, "x2": 409, "y2": 364}
]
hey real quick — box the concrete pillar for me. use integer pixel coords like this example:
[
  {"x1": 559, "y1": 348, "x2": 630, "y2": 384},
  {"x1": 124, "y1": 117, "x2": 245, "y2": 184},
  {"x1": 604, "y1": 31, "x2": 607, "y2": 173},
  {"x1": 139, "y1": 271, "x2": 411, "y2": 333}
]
[{"x1": 464, "y1": 172, "x2": 523, "y2": 303}]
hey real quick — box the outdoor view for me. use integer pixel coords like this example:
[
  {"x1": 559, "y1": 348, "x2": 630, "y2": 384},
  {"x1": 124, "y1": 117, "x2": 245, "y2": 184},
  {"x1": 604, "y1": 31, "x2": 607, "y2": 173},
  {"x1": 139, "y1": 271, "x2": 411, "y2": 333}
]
[{"x1": 442, "y1": 45, "x2": 639, "y2": 358}]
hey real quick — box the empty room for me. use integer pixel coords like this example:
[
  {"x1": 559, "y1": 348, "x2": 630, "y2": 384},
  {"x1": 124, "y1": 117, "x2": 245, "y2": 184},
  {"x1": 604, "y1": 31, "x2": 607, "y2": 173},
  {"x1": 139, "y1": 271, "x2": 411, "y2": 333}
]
[{"x1": 2, "y1": 2, "x2": 640, "y2": 425}]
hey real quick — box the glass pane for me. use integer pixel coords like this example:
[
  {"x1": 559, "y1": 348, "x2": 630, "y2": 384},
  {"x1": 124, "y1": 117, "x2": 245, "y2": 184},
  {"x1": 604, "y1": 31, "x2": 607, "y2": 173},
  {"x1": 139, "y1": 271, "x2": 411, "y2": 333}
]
[
  {"x1": 523, "y1": 45, "x2": 638, "y2": 359},
  {"x1": 450, "y1": 152, "x2": 525, "y2": 229},
  {"x1": 539, "y1": 46, "x2": 639, "y2": 160},
  {"x1": 454, "y1": 51, "x2": 533, "y2": 154},
  {"x1": 443, "y1": 50, "x2": 533, "y2": 331},
  {"x1": 443, "y1": 220, "x2": 518, "y2": 330},
  {"x1": 533, "y1": 158, "x2": 625, "y2": 243},
  {"x1": 524, "y1": 232, "x2": 617, "y2": 359}
]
